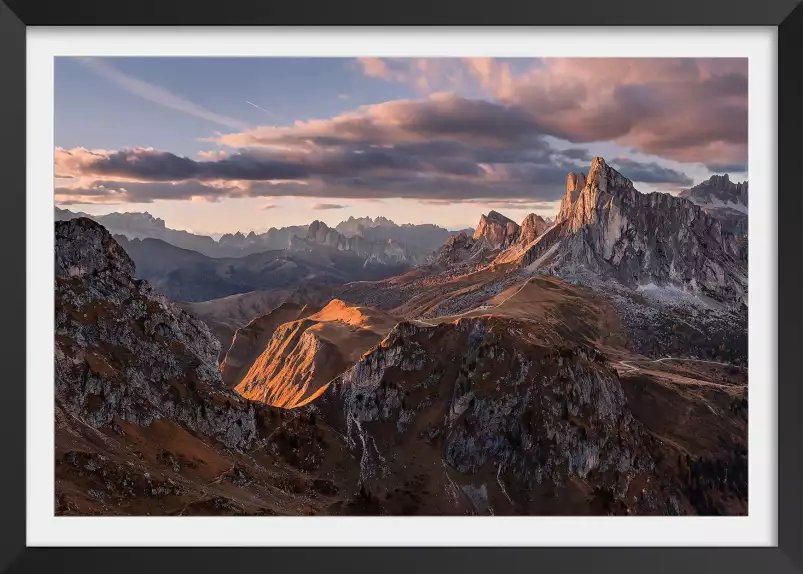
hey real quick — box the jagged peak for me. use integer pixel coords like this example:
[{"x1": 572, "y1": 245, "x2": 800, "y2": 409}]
[
  {"x1": 472, "y1": 210, "x2": 520, "y2": 248},
  {"x1": 701, "y1": 173, "x2": 747, "y2": 189},
  {"x1": 484, "y1": 210, "x2": 515, "y2": 225},
  {"x1": 308, "y1": 219, "x2": 331, "y2": 233},
  {"x1": 522, "y1": 212, "x2": 547, "y2": 224},
  {"x1": 586, "y1": 157, "x2": 634, "y2": 194}
]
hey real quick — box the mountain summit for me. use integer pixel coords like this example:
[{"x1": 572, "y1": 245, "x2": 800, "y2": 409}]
[
  {"x1": 513, "y1": 157, "x2": 747, "y2": 303},
  {"x1": 678, "y1": 174, "x2": 748, "y2": 236},
  {"x1": 473, "y1": 210, "x2": 521, "y2": 249}
]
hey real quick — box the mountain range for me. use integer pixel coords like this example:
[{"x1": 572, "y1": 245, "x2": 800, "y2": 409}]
[
  {"x1": 55, "y1": 207, "x2": 469, "y2": 259},
  {"x1": 54, "y1": 156, "x2": 749, "y2": 516},
  {"x1": 112, "y1": 233, "x2": 410, "y2": 302}
]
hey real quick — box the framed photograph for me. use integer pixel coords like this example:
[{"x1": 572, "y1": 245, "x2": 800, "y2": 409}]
[{"x1": 1, "y1": 0, "x2": 801, "y2": 572}]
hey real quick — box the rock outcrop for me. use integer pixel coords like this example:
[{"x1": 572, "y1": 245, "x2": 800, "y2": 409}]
[
  {"x1": 519, "y1": 213, "x2": 551, "y2": 245},
  {"x1": 54, "y1": 218, "x2": 373, "y2": 516},
  {"x1": 473, "y1": 211, "x2": 521, "y2": 250},
  {"x1": 678, "y1": 174, "x2": 748, "y2": 237},
  {"x1": 316, "y1": 316, "x2": 687, "y2": 515},
  {"x1": 556, "y1": 172, "x2": 588, "y2": 222},
  {"x1": 431, "y1": 231, "x2": 478, "y2": 267},
  {"x1": 55, "y1": 218, "x2": 258, "y2": 450},
  {"x1": 679, "y1": 174, "x2": 748, "y2": 207},
  {"x1": 515, "y1": 158, "x2": 748, "y2": 303}
]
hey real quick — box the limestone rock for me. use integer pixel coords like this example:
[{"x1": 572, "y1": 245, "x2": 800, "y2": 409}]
[
  {"x1": 678, "y1": 174, "x2": 748, "y2": 237},
  {"x1": 55, "y1": 218, "x2": 258, "y2": 451},
  {"x1": 473, "y1": 211, "x2": 521, "y2": 249},
  {"x1": 516, "y1": 157, "x2": 747, "y2": 303},
  {"x1": 519, "y1": 213, "x2": 551, "y2": 245}
]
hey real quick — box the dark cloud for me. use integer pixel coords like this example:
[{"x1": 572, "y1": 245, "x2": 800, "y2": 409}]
[
  {"x1": 560, "y1": 148, "x2": 593, "y2": 161},
  {"x1": 215, "y1": 94, "x2": 548, "y2": 150},
  {"x1": 54, "y1": 142, "x2": 692, "y2": 205},
  {"x1": 311, "y1": 203, "x2": 348, "y2": 210},
  {"x1": 609, "y1": 158, "x2": 694, "y2": 186},
  {"x1": 704, "y1": 162, "x2": 748, "y2": 174},
  {"x1": 56, "y1": 59, "x2": 746, "y2": 207},
  {"x1": 70, "y1": 149, "x2": 310, "y2": 182},
  {"x1": 495, "y1": 58, "x2": 748, "y2": 165},
  {"x1": 55, "y1": 125, "x2": 590, "y2": 204}
]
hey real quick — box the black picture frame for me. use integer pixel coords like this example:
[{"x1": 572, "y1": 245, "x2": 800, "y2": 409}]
[{"x1": 1, "y1": 1, "x2": 800, "y2": 572}]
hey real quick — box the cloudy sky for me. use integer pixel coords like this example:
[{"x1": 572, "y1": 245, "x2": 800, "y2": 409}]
[{"x1": 55, "y1": 57, "x2": 748, "y2": 235}]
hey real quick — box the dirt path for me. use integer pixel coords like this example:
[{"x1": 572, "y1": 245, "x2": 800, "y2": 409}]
[{"x1": 616, "y1": 357, "x2": 744, "y2": 374}]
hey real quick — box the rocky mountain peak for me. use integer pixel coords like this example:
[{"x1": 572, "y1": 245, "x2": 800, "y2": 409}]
[
  {"x1": 54, "y1": 218, "x2": 264, "y2": 451},
  {"x1": 305, "y1": 219, "x2": 422, "y2": 265},
  {"x1": 307, "y1": 219, "x2": 334, "y2": 244},
  {"x1": 307, "y1": 219, "x2": 330, "y2": 236},
  {"x1": 681, "y1": 173, "x2": 748, "y2": 205},
  {"x1": 676, "y1": 174, "x2": 748, "y2": 237},
  {"x1": 556, "y1": 157, "x2": 636, "y2": 232},
  {"x1": 710, "y1": 173, "x2": 730, "y2": 186},
  {"x1": 431, "y1": 230, "x2": 477, "y2": 267},
  {"x1": 473, "y1": 211, "x2": 520, "y2": 249},
  {"x1": 586, "y1": 156, "x2": 635, "y2": 195},
  {"x1": 519, "y1": 213, "x2": 550, "y2": 245},
  {"x1": 485, "y1": 210, "x2": 512, "y2": 224},
  {"x1": 56, "y1": 217, "x2": 136, "y2": 280},
  {"x1": 513, "y1": 157, "x2": 747, "y2": 303}
]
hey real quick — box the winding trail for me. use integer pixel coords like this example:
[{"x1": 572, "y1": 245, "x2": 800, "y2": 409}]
[{"x1": 616, "y1": 357, "x2": 745, "y2": 374}]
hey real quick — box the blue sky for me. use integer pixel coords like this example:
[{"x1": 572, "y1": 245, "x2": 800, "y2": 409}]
[
  {"x1": 55, "y1": 57, "x2": 748, "y2": 235},
  {"x1": 56, "y1": 58, "x2": 419, "y2": 157}
]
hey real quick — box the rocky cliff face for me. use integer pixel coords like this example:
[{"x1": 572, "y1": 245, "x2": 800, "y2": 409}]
[
  {"x1": 678, "y1": 174, "x2": 748, "y2": 237},
  {"x1": 516, "y1": 158, "x2": 747, "y2": 303},
  {"x1": 556, "y1": 172, "x2": 588, "y2": 222},
  {"x1": 55, "y1": 218, "x2": 259, "y2": 450},
  {"x1": 679, "y1": 174, "x2": 748, "y2": 207},
  {"x1": 315, "y1": 317, "x2": 686, "y2": 515},
  {"x1": 473, "y1": 211, "x2": 521, "y2": 250},
  {"x1": 431, "y1": 231, "x2": 478, "y2": 267},
  {"x1": 519, "y1": 213, "x2": 551, "y2": 245}
]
